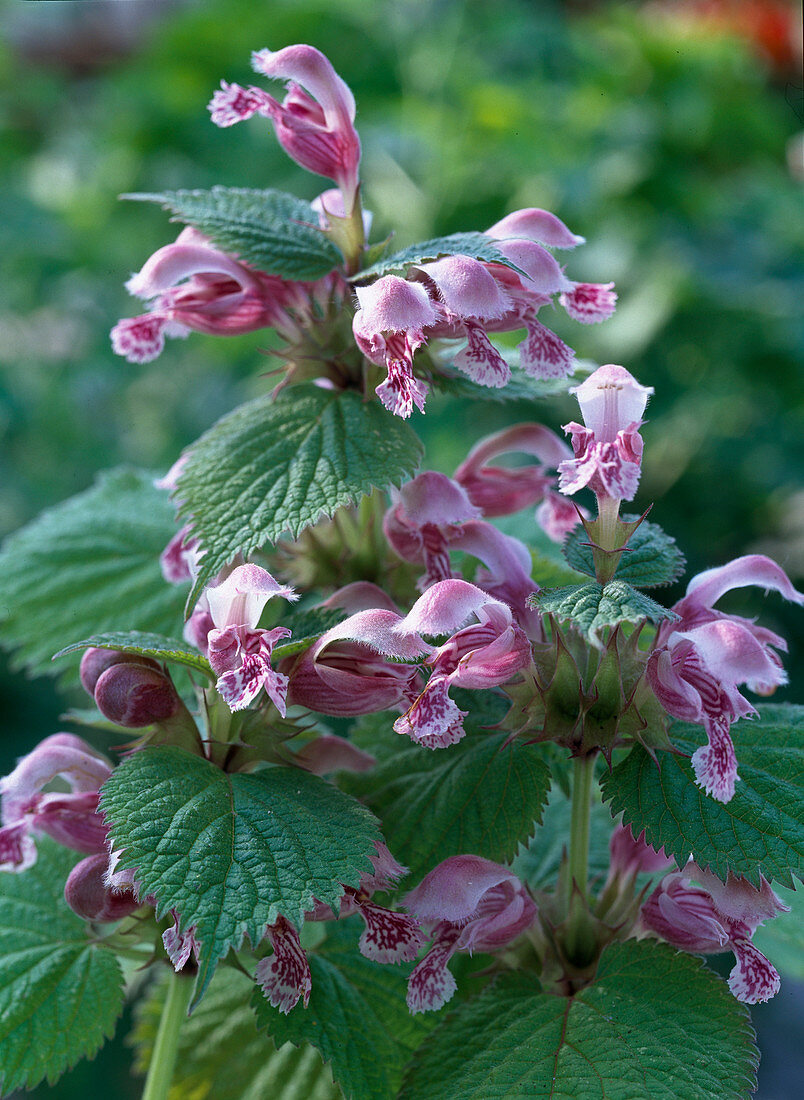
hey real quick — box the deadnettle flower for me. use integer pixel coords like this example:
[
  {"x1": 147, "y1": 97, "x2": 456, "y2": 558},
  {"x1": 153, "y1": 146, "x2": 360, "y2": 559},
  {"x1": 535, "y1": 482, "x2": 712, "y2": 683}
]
[
  {"x1": 404, "y1": 855, "x2": 537, "y2": 1013},
  {"x1": 352, "y1": 212, "x2": 616, "y2": 418},
  {"x1": 606, "y1": 823, "x2": 675, "y2": 882},
  {"x1": 639, "y1": 865, "x2": 788, "y2": 1004},
  {"x1": 0, "y1": 734, "x2": 112, "y2": 872},
  {"x1": 383, "y1": 472, "x2": 539, "y2": 631},
  {"x1": 452, "y1": 423, "x2": 571, "y2": 518},
  {"x1": 209, "y1": 44, "x2": 361, "y2": 210},
  {"x1": 283, "y1": 585, "x2": 426, "y2": 717},
  {"x1": 111, "y1": 227, "x2": 315, "y2": 364},
  {"x1": 383, "y1": 472, "x2": 483, "y2": 589},
  {"x1": 648, "y1": 555, "x2": 804, "y2": 803},
  {"x1": 391, "y1": 580, "x2": 532, "y2": 749},
  {"x1": 484, "y1": 210, "x2": 617, "y2": 375},
  {"x1": 203, "y1": 564, "x2": 299, "y2": 712},
  {"x1": 353, "y1": 276, "x2": 437, "y2": 418},
  {"x1": 257, "y1": 843, "x2": 423, "y2": 1014},
  {"x1": 452, "y1": 422, "x2": 585, "y2": 543},
  {"x1": 558, "y1": 364, "x2": 653, "y2": 502}
]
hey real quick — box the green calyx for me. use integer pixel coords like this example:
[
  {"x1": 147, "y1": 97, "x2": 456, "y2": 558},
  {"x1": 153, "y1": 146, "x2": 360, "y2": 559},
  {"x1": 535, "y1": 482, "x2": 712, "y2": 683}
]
[{"x1": 514, "y1": 618, "x2": 671, "y2": 760}]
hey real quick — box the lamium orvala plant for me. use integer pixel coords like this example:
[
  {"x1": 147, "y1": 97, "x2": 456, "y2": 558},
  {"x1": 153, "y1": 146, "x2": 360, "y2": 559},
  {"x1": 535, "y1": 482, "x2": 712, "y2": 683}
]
[{"x1": 0, "y1": 42, "x2": 801, "y2": 1100}]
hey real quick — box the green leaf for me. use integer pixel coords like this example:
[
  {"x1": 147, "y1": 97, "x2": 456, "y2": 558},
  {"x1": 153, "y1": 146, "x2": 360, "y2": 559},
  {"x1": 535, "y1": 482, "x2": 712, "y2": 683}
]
[
  {"x1": 271, "y1": 606, "x2": 346, "y2": 662},
  {"x1": 353, "y1": 231, "x2": 528, "y2": 282},
  {"x1": 751, "y1": 883, "x2": 804, "y2": 981},
  {"x1": 125, "y1": 188, "x2": 344, "y2": 280},
  {"x1": 429, "y1": 363, "x2": 584, "y2": 402},
  {"x1": 512, "y1": 785, "x2": 614, "y2": 892},
  {"x1": 0, "y1": 468, "x2": 186, "y2": 683},
  {"x1": 399, "y1": 940, "x2": 758, "y2": 1100},
  {"x1": 176, "y1": 385, "x2": 424, "y2": 604},
  {"x1": 532, "y1": 580, "x2": 677, "y2": 641},
  {"x1": 600, "y1": 705, "x2": 804, "y2": 887},
  {"x1": 54, "y1": 630, "x2": 214, "y2": 680},
  {"x1": 342, "y1": 726, "x2": 551, "y2": 883},
  {"x1": 131, "y1": 968, "x2": 337, "y2": 1100},
  {"x1": 254, "y1": 919, "x2": 434, "y2": 1100},
  {"x1": 0, "y1": 839, "x2": 125, "y2": 1094},
  {"x1": 563, "y1": 518, "x2": 686, "y2": 588},
  {"x1": 100, "y1": 746, "x2": 382, "y2": 1004}
]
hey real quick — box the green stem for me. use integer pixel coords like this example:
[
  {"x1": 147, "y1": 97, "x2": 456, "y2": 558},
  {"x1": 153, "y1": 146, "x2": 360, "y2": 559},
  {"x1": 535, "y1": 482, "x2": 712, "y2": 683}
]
[
  {"x1": 592, "y1": 495, "x2": 623, "y2": 585},
  {"x1": 568, "y1": 753, "x2": 596, "y2": 897},
  {"x1": 141, "y1": 970, "x2": 192, "y2": 1100}
]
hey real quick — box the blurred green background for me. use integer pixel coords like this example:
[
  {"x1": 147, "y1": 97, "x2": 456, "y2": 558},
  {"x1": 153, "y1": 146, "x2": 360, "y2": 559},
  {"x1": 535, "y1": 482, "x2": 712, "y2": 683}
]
[{"x1": 1, "y1": 0, "x2": 801, "y2": 1095}]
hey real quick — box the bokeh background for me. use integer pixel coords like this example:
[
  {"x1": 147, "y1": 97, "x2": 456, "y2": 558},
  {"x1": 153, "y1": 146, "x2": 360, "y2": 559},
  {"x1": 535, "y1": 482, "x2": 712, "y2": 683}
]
[{"x1": 1, "y1": 0, "x2": 801, "y2": 1095}]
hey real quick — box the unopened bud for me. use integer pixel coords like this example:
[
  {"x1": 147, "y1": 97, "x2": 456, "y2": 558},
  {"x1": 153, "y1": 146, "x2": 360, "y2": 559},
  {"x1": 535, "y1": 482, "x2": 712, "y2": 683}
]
[
  {"x1": 64, "y1": 854, "x2": 140, "y2": 922},
  {"x1": 94, "y1": 663, "x2": 180, "y2": 727},
  {"x1": 80, "y1": 647, "x2": 160, "y2": 697}
]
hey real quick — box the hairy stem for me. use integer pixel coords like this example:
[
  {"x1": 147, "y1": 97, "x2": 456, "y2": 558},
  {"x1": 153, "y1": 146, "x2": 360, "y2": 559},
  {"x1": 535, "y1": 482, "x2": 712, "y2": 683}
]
[{"x1": 141, "y1": 970, "x2": 193, "y2": 1100}]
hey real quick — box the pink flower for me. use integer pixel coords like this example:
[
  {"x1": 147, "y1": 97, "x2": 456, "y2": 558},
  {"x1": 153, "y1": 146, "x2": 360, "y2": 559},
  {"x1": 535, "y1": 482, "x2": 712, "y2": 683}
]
[
  {"x1": 452, "y1": 423, "x2": 571, "y2": 518},
  {"x1": 210, "y1": 45, "x2": 361, "y2": 209},
  {"x1": 256, "y1": 916, "x2": 313, "y2": 1014},
  {"x1": 383, "y1": 472, "x2": 482, "y2": 589},
  {"x1": 0, "y1": 734, "x2": 112, "y2": 872},
  {"x1": 203, "y1": 564, "x2": 298, "y2": 712},
  {"x1": 404, "y1": 855, "x2": 537, "y2": 1012},
  {"x1": 308, "y1": 843, "x2": 424, "y2": 965},
  {"x1": 112, "y1": 227, "x2": 309, "y2": 364},
  {"x1": 64, "y1": 854, "x2": 140, "y2": 923},
  {"x1": 639, "y1": 865, "x2": 788, "y2": 1004},
  {"x1": 648, "y1": 555, "x2": 804, "y2": 802},
  {"x1": 607, "y1": 823, "x2": 675, "y2": 881},
  {"x1": 353, "y1": 276, "x2": 436, "y2": 418},
  {"x1": 391, "y1": 580, "x2": 532, "y2": 749},
  {"x1": 558, "y1": 364, "x2": 653, "y2": 502}
]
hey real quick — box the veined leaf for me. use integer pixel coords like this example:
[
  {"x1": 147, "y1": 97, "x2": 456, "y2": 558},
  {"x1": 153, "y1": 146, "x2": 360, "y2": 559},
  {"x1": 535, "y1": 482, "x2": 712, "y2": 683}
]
[
  {"x1": 100, "y1": 746, "x2": 382, "y2": 1004},
  {"x1": 342, "y1": 729, "x2": 551, "y2": 883},
  {"x1": 176, "y1": 385, "x2": 424, "y2": 605},
  {"x1": 353, "y1": 231, "x2": 528, "y2": 282},
  {"x1": 0, "y1": 468, "x2": 185, "y2": 683},
  {"x1": 399, "y1": 940, "x2": 757, "y2": 1100},
  {"x1": 563, "y1": 517, "x2": 686, "y2": 588},
  {"x1": 125, "y1": 188, "x2": 344, "y2": 280},
  {"x1": 0, "y1": 839, "x2": 125, "y2": 1094},
  {"x1": 54, "y1": 630, "x2": 214, "y2": 680},
  {"x1": 531, "y1": 580, "x2": 676, "y2": 641},
  {"x1": 600, "y1": 705, "x2": 804, "y2": 887}
]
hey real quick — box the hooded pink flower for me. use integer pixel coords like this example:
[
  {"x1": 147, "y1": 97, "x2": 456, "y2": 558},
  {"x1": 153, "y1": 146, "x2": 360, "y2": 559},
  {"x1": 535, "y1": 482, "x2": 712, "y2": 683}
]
[
  {"x1": 648, "y1": 555, "x2": 804, "y2": 802},
  {"x1": 0, "y1": 734, "x2": 112, "y2": 872},
  {"x1": 257, "y1": 843, "x2": 423, "y2": 1014},
  {"x1": 111, "y1": 227, "x2": 315, "y2": 364},
  {"x1": 606, "y1": 823, "x2": 675, "y2": 882},
  {"x1": 352, "y1": 212, "x2": 617, "y2": 416},
  {"x1": 353, "y1": 276, "x2": 437, "y2": 418},
  {"x1": 639, "y1": 865, "x2": 788, "y2": 1004},
  {"x1": 558, "y1": 364, "x2": 653, "y2": 502},
  {"x1": 284, "y1": 585, "x2": 426, "y2": 717},
  {"x1": 203, "y1": 564, "x2": 299, "y2": 712},
  {"x1": 391, "y1": 580, "x2": 532, "y2": 749},
  {"x1": 255, "y1": 916, "x2": 312, "y2": 1014},
  {"x1": 452, "y1": 423, "x2": 570, "y2": 516},
  {"x1": 382, "y1": 472, "x2": 539, "y2": 631},
  {"x1": 404, "y1": 855, "x2": 537, "y2": 1012},
  {"x1": 209, "y1": 44, "x2": 361, "y2": 209}
]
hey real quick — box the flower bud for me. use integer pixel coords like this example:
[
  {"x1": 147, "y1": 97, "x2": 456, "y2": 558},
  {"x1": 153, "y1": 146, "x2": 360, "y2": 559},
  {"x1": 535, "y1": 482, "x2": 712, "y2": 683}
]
[
  {"x1": 80, "y1": 647, "x2": 160, "y2": 698},
  {"x1": 64, "y1": 854, "x2": 140, "y2": 922},
  {"x1": 93, "y1": 663, "x2": 181, "y2": 727}
]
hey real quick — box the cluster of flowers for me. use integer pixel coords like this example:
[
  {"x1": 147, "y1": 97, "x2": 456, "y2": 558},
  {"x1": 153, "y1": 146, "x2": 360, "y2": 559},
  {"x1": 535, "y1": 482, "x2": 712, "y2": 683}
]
[
  {"x1": 3, "y1": 40, "x2": 800, "y2": 1023},
  {"x1": 0, "y1": 727, "x2": 787, "y2": 1011},
  {"x1": 110, "y1": 44, "x2": 616, "y2": 419}
]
